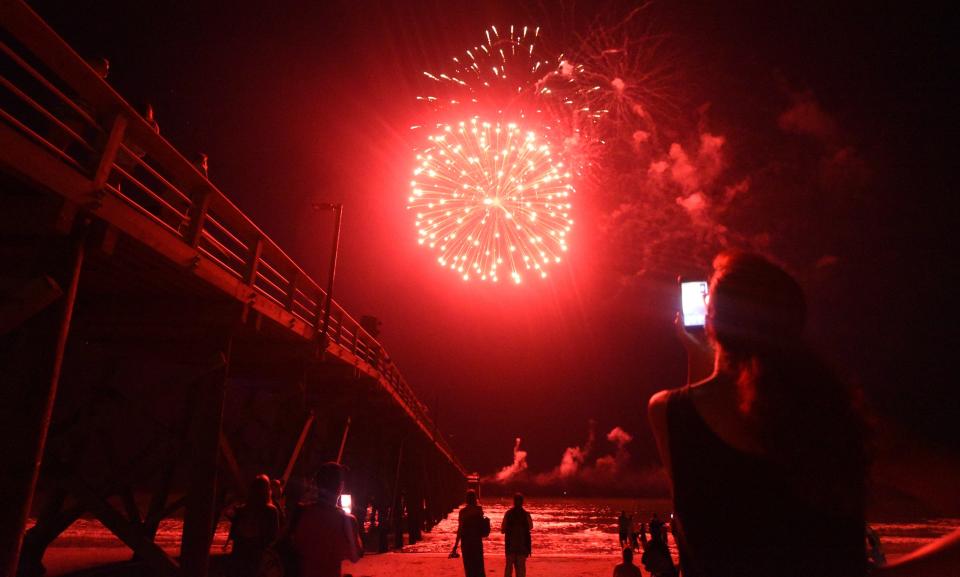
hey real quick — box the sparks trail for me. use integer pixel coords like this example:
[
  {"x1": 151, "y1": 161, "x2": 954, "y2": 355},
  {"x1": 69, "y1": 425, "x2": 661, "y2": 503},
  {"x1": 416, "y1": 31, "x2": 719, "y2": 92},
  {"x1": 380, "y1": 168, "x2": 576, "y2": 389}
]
[
  {"x1": 418, "y1": 25, "x2": 551, "y2": 120},
  {"x1": 566, "y1": 11, "x2": 677, "y2": 144},
  {"x1": 409, "y1": 118, "x2": 573, "y2": 283}
]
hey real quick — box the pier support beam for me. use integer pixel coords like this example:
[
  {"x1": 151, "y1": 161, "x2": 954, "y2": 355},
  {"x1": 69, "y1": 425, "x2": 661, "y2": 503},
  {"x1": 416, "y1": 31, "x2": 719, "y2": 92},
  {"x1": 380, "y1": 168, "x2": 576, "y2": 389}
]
[
  {"x1": 179, "y1": 347, "x2": 230, "y2": 577},
  {"x1": 0, "y1": 230, "x2": 85, "y2": 577}
]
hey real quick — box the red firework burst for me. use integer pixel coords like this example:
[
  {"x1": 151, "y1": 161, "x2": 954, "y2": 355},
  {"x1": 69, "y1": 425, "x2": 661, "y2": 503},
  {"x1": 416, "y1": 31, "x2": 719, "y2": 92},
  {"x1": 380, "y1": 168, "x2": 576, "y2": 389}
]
[{"x1": 408, "y1": 118, "x2": 574, "y2": 283}]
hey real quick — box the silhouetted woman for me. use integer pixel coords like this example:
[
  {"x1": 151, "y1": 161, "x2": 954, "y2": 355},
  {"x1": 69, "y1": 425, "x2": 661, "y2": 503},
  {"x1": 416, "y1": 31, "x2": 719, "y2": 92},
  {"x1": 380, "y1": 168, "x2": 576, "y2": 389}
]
[
  {"x1": 227, "y1": 474, "x2": 280, "y2": 577},
  {"x1": 649, "y1": 252, "x2": 868, "y2": 577},
  {"x1": 451, "y1": 490, "x2": 486, "y2": 577}
]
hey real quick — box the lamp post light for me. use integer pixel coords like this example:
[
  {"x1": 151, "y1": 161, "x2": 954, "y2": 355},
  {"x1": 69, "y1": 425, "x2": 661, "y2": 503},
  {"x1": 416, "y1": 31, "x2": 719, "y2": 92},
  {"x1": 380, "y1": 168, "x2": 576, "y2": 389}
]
[{"x1": 311, "y1": 202, "x2": 343, "y2": 342}]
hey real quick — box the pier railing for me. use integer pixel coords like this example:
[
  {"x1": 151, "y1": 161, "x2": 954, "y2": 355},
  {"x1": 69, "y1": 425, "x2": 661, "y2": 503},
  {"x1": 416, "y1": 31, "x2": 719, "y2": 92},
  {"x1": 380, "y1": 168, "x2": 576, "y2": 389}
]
[{"x1": 0, "y1": 0, "x2": 463, "y2": 474}]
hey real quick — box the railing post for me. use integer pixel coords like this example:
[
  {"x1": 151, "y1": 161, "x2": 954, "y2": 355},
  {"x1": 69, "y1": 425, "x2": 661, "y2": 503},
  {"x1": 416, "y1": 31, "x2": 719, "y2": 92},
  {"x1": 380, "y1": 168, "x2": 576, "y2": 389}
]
[
  {"x1": 91, "y1": 114, "x2": 127, "y2": 192},
  {"x1": 320, "y1": 204, "x2": 342, "y2": 338},
  {"x1": 184, "y1": 190, "x2": 212, "y2": 249},
  {"x1": 244, "y1": 237, "x2": 263, "y2": 286},
  {"x1": 180, "y1": 344, "x2": 231, "y2": 577},
  {"x1": 285, "y1": 270, "x2": 299, "y2": 311}
]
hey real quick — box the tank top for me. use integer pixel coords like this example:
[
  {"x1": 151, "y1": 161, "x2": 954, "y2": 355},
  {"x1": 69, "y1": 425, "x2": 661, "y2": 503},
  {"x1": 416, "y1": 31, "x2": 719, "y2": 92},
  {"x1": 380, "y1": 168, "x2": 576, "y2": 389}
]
[{"x1": 666, "y1": 386, "x2": 866, "y2": 577}]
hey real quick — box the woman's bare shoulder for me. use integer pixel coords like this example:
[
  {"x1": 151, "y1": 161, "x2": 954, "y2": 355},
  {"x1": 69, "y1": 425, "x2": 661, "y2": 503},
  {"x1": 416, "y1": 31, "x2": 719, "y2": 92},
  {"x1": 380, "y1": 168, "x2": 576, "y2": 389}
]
[
  {"x1": 648, "y1": 388, "x2": 683, "y2": 427},
  {"x1": 648, "y1": 388, "x2": 683, "y2": 441}
]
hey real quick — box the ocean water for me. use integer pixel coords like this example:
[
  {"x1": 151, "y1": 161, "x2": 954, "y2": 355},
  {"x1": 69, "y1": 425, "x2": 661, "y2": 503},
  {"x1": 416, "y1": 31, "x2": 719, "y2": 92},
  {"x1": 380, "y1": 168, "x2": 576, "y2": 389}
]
[
  {"x1": 402, "y1": 497, "x2": 675, "y2": 557},
  {"x1": 37, "y1": 497, "x2": 958, "y2": 564},
  {"x1": 400, "y1": 497, "x2": 958, "y2": 563}
]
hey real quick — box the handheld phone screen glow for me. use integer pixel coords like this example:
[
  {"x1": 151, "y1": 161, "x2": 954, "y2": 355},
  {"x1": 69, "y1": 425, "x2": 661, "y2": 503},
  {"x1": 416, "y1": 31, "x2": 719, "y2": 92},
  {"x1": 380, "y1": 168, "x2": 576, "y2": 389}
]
[{"x1": 681, "y1": 281, "x2": 709, "y2": 327}]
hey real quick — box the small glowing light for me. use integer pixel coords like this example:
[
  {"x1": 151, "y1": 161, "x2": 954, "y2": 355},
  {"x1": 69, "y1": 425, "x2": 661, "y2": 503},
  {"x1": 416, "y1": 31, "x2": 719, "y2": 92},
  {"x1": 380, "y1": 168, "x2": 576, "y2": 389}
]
[{"x1": 339, "y1": 494, "x2": 352, "y2": 515}]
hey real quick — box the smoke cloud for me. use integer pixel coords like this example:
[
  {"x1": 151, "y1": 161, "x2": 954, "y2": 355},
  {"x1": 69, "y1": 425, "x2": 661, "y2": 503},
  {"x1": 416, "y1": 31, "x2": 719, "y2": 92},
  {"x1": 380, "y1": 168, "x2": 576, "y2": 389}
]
[
  {"x1": 494, "y1": 437, "x2": 529, "y2": 482},
  {"x1": 597, "y1": 116, "x2": 751, "y2": 277},
  {"x1": 606, "y1": 426, "x2": 633, "y2": 447},
  {"x1": 778, "y1": 90, "x2": 838, "y2": 143},
  {"x1": 487, "y1": 423, "x2": 668, "y2": 496}
]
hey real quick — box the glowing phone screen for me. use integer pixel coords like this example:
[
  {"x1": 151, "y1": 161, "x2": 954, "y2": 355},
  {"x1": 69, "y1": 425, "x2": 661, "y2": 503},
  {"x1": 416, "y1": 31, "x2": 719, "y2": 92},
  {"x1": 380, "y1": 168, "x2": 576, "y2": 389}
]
[{"x1": 681, "y1": 281, "x2": 709, "y2": 327}]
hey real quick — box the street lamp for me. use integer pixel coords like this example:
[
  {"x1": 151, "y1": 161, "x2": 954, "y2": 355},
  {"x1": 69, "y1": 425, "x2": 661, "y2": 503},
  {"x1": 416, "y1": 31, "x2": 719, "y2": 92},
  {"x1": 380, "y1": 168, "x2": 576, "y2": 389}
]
[{"x1": 311, "y1": 202, "x2": 343, "y2": 342}]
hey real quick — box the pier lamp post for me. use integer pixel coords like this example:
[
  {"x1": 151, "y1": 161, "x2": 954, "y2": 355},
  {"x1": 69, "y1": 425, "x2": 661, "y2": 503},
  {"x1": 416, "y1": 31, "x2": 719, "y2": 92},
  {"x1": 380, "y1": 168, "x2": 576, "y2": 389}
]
[{"x1": 311, "y1": 202, "x2": 343, "y2": 342}]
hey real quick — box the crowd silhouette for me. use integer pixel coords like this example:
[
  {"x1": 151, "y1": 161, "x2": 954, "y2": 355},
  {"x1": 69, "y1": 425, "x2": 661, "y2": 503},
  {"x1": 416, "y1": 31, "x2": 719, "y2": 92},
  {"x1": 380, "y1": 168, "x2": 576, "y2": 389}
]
[{"x1": 219, "y1": 251, "x2": 959, "y2": 577}]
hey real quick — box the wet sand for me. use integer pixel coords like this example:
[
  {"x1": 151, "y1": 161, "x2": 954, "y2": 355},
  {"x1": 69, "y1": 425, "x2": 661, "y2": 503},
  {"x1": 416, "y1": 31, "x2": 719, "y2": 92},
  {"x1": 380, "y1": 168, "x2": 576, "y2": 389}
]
[
  {"x1": 43, "y1": 549, "x2": 620, "y2": 577},
  {"x1": 348, "y1": 553, "x2": 618, "y2": 577}
]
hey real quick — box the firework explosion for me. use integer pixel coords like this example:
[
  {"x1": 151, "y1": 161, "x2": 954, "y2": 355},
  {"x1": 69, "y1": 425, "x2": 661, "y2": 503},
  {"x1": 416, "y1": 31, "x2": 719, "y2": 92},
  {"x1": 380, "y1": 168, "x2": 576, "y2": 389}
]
[
  {"x1": 409, "y1": 118, "x2": 573, "y2": 283},
  {"x1": 411, "y1": 25, "x2": 580, "y2": 283},
  {"x1": 409, "y1": 18, "x2": 682, "y2": 281}
]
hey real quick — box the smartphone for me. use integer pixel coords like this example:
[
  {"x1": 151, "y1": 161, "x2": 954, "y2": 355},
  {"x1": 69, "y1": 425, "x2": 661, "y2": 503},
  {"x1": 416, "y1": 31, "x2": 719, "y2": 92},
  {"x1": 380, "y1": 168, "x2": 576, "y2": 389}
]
[{"x1": 680, "y1": 281, "x2": 709, "y2": 328}]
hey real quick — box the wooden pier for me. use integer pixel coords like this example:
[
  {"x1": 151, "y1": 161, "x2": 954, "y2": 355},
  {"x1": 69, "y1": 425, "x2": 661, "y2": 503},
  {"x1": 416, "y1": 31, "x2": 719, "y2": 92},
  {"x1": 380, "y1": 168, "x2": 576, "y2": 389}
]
[{"x1": 0, "y1": 2, "x2": 467, "y2": 575}]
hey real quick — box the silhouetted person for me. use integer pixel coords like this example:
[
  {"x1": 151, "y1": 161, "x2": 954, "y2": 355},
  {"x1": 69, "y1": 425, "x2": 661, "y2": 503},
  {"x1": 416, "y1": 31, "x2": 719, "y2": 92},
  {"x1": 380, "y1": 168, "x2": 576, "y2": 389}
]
[
  {"x1": 501, "y1": 493, "x2": 533, "y2": 577},
  {"x1": 866, "y1": 525, "x2": 886, "y2": 568},
  {"x1": 618, "y1": 510, "x2": 632, "y2": 548},
  {"x1": 639, "y1": 526, "x2": 677, "y2": 577},
  {"x1": 613, "y1": 546, "x2": 643, "y2": 577},
  {"x1": 292, "y1": 462, "x2": 362, "y2": 577},
  {"x1": 451, "y1": 489, "x2": 485, "y2": 577},
  {"x1": 648, "y1": 513, "x2": 663, "y2": 544},
  {"x1": 271, "y1": 478, "x2": 286, "y2": 525},
  {"x1": 226, "y1": 475, "x2": 280, "y2": 577},
  {"x1": 649, "y1": 251, "x2": 869, "y2": 577}
]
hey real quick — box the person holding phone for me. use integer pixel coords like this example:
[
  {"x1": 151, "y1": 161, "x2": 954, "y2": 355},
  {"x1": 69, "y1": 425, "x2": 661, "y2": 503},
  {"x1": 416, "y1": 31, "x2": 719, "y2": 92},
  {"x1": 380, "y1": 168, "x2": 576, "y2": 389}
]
[
  {"x1": 292, "y1": 462, "x2": 363, "y2": 577},
  {"x1": 649, "y1": 252, "x2": 869, "y2": 577}
]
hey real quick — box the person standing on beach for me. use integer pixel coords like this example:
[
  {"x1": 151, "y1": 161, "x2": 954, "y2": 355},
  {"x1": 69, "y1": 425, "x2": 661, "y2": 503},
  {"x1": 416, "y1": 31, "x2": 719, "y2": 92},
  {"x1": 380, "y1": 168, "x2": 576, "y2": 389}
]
[
  {"x1": 226, "y1": 475, "x2": 279, "y2": 577},
  {"x1": 648, "y1": 513, "x2": 664, "y2": 544},
  {"x1": 639, "y1": 526, "x2": 677, "y2": 577},
  {"x1": 501, "y1": 493, "x2": 533, "y2": 577},
  {"x1": 613, "y1": 546, "x2": 643, "y2": 577},
  {"x1": 292, "y1": 462, "x2": 363, "y2": 577},
  {"x1": 618, "y1": 511, "x2": 632, "y2": 549},
  {"x1": 451, "y1": 489, "x2": 486, "y2": 577}
]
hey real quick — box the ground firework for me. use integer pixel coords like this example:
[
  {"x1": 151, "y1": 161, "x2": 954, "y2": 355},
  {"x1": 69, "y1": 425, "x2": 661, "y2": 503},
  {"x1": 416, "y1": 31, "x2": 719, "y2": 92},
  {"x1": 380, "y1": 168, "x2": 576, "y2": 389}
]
[{"x1": 409, "y1": 118, "x2": 574, "y2": 283}]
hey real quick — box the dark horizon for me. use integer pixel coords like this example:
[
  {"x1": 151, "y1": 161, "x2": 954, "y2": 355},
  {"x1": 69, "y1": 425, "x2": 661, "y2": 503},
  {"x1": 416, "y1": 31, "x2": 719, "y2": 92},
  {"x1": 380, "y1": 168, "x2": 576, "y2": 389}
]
[{"x1": 25, "y1": 0, "x2": 958, "y2": 482}]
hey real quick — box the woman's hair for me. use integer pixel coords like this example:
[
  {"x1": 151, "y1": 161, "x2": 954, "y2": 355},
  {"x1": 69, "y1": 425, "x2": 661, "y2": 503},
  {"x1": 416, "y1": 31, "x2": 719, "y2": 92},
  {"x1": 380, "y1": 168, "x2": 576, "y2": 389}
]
[
  {"x1": 249, "y1": 474, "x2": 272, "y2": 507},
  {"x1": 707, "y1": 251, "x2": 867, "y2": 512},
  {"x1": 465, "y1": 489, "x2": 478, "y2": 506}
]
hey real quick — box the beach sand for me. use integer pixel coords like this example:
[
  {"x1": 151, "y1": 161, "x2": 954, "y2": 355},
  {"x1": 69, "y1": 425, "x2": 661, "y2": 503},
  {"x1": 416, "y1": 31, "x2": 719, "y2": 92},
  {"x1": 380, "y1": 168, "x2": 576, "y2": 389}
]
[
  {"x1": 43, "y1": 548, "x2": 623, "y2": 577},
  {"x1": 347, "y1": 553, "x2": 617, "y2": 577}
]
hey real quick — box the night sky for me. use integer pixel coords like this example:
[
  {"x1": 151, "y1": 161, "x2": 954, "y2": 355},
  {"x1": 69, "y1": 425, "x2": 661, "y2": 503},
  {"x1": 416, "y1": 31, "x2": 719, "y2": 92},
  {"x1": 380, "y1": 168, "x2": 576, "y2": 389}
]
[{"x1": 29, "y1": 0, "x2": 956, "y2": 482}]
